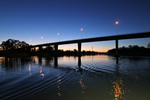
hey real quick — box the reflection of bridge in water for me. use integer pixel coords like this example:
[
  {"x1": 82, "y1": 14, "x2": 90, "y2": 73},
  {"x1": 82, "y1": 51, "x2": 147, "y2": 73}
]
[
  {"x1": 31, "y1": 32, "x2": 150, "y2": 56},
  {"x1": 34, "y1": 55, "x2": 118, "y2": 72},
  {"x1": 33, "y1": 56, "x2": 82, "y2": 68},
  {"x1": 32, "y1": 56, "x2": 127, "y2": 100}
]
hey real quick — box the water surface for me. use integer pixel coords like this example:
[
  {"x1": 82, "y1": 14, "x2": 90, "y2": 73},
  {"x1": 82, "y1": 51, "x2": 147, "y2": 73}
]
[{"x1": 0, "y1": 55, "x2": 150, "y2": 100}]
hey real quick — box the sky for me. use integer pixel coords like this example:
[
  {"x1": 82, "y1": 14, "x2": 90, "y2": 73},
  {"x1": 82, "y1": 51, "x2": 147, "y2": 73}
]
[{"x1": 0, "y1": 0, "x2": 150, "y2": 52}]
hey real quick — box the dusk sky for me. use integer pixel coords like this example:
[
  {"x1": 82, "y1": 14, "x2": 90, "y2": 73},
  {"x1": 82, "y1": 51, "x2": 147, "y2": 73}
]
[{"x1": 0, "y1": 0, "x2": 150, "y2": 52}]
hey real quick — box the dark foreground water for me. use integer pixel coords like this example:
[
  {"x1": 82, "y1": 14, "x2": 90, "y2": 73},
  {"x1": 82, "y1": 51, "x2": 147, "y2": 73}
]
[{"x1": 0, "y1": 55, "x2": 150, "y2": 100}]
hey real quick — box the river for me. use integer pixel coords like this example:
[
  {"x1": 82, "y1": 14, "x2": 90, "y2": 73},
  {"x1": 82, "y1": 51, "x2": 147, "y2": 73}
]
[{"x1": 0, "y1": 55, "x2": 150, "y2": 100}]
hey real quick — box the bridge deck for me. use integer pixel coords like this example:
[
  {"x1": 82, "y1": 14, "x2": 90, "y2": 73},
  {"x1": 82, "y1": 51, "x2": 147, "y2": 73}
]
[{"x1": 31, "y1": 32, "x2": 150, "y2": 47}]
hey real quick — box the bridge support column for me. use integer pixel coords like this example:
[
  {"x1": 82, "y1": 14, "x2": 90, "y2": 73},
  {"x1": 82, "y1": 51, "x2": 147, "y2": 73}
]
[
  {"x1": 54, "y1": 44, "x2": 58, "y2": 55},
  {"x1": 78, "y1": 42, "x2": 81, "y2": 55},
  {"x1": 115, "y1": 38, "x2": 119, "y2": 64},
  {"x1": 39, "y1": 46, "x2": 42, "y2": 55},
  {"x1": 54, "y1": 44, "x2": 58, "y2": 51}
]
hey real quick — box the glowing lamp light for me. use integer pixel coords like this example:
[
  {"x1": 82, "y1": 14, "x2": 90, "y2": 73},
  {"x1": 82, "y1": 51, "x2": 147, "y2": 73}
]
[
  {"x1": 80, "y1": 28, "x2": 83, "y2": 31},
  {"x1": 115, "y1": 21, "x2": 119, "y2": 25},
  {"x1": 57, "y1": 33, "x2": 60, "y2": 36},
  {"x1": 41, "y1": 36, "x2": 44, "y2": 39}
]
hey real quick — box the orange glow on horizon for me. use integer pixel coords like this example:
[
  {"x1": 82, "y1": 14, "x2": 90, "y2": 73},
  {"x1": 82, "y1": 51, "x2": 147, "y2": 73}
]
[
  {"x1": 59, "y1": 48, "x2": 109, "y2": 52},
  {"x1": 58, "y1": 44, "x2": 112, "y2": 52}
]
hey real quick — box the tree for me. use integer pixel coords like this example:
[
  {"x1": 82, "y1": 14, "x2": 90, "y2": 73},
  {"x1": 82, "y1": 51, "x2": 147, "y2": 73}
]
[
  {"x1": 147, "y1": 43, "x2": 150, "y2": 48},
  {"x1": 0, "y1": 39, "x2": 29, "y2": 51},
  {"x1": 128, "y1": 45, "x2": 132, "y2": 48}
]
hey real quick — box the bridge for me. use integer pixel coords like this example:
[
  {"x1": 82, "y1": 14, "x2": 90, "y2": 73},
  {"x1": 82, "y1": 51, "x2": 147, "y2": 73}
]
[{"x1": 31, "y1": 32, "x2": 150, "y2": 56}]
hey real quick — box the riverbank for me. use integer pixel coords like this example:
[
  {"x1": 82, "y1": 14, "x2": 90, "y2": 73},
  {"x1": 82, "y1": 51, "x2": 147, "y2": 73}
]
[{"x1": 0, "y1": 51, "x2": 100, "y2": 57}]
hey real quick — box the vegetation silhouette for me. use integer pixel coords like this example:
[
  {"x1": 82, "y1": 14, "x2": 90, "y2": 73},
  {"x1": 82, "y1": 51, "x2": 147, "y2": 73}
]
[
  {"x1": 108, "y1": 45, "x2": 150, "y2": 56},
  {"x1": 32, "y1": 48, "x2": 98, "y2": 56},
  {"x1": 1, "y1": 39, "x2": 29, "y2": 50},
  {"x1": 0, "y1": 39, "x2": 30, "y2": 57},
  {"x1": 147, "y1": 43, "x2": 150, "y2": 48},
  {"x1": 1, "y1": 39, "x2": 150, "y2": 57},
  {"x1": 0, "y1": 39, "x2": 98, "y2": 57}
]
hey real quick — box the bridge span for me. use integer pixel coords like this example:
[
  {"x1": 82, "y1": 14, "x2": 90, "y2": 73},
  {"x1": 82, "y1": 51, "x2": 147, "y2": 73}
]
[{"x1": 30, "y1": 32, "x2": 150, "y2": 55}]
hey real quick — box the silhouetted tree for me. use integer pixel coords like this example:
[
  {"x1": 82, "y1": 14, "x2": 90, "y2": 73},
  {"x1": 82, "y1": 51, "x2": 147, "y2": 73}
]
[
  {"x1": 108, "y1": 45, "x2": 150, "y2": 56},
  {"x1": 0, "y1": 39, "x2": 29, "y2": 51},
  {"x1": 148, "y1": 43, "x2": 150, "y2": 48},
  {"x1": 73, "y1": 49, "x2": 77, "y2": 52},
  {"x1": 43, "y1": 46, "x2": 54, "y2": 53},
  {"x1": 128, "y1": 45, "x2": 132, "y2": 48}
]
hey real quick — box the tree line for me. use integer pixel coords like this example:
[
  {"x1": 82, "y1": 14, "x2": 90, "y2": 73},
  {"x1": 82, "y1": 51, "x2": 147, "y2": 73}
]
[
  {"x1": 108, "y1": 45, "x2": 150, "y2": 56},
  {"x1": 1, "y1": 39, "x2": 149, "y2": 57},
  {"x1": 0, "y1": 39, "x2": 98, "y2": 57},
  {"x1": 0, "y1": 39, "x2": 29, "y2": 51}
]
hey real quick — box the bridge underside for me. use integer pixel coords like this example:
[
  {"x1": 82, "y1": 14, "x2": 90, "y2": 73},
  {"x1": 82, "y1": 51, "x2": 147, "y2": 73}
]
[{"x1": 30, "y1": 32, "x2": 150, "y2": 56}]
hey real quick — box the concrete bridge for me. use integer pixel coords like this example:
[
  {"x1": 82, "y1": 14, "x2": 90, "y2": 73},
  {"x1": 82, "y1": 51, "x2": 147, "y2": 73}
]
[{"x1": 30, "y1": 32, "x2": 150, "y2": 56}]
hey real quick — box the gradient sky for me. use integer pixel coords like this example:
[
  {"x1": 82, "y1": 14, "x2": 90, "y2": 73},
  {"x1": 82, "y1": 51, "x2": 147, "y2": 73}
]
[{"x1": 0, "y1": 0, "x2": 150, "y2": 52}]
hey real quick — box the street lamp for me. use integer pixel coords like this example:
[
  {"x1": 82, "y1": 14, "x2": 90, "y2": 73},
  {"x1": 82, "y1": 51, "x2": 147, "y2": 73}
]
[
  {"x1": 30, "y1": 39, "x2": 32, "y2": 45},
  {"x1": 80, "y1": 28, "x2": 83, "y2": 38},
  {"x1": 41, "y1": 36, "x2": 44, "y2": 39},
  {"x1": 57, "y1": 33, "x2": 60, "y2": 41},
  {"x1": 41, "y1": 36, "x2": 44, "y2": 43},
  {"x1": 115, "y1": 21, "x2": 119, "y2": 35}
]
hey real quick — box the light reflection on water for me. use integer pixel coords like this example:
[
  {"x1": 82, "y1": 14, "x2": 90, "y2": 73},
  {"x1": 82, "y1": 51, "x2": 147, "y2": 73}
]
[
  {"x1": 57, "y1": 73, "x2": 62, "y2": 96},
  {"x1": 28, "y1": 64, "x2": 31, "y2": 72},
  {"x1": 111, "y1": 64, "x2": 126, "y2": 100},
  {"x1": 79, "y1": 78, "x2": 86, "y2": 94},
  {"x1": 112, "y1": 77, "x2": 125, "y2": 100},
  {"x1": 0, "y1": 55, "x2": 150, "y2": 100}
]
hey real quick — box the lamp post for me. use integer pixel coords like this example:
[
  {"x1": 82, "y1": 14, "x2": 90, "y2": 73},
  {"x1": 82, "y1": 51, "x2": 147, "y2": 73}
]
[
  {"x1": 41, "y1": 36, "x2": 44, "y2": 43},
  {"x1": 57, "y1": 33, "x2": 60, "y2": 41},
  {"x1": 30, "y1": 39, "x2": 32, "y2": 45},
  {"x1": 115, "y1": 21, "x2": 119, "y2": 35},
  {"x1": 13, "y1": 33, "x2": 15, "y2": 39},
  {"x1": 80, "y1": 28, "x2": 83, "y2": 39}
]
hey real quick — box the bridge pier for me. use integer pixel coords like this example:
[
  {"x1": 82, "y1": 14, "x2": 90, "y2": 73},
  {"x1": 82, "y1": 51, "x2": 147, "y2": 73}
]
[
  {"x1": 54, "y1": 44, "x2": 58, "y2": 55},
  {"x1": 39, "y1": 46, "x2": 42, "y2": 55},
  {"x1": 78, "y1": 42, "x2": 81, "y2": 55},
  {"x1": 54, "y1": 44, "x2": 58, "y2": 51},
  {"x1": 115, "y1": 38, "x2": 119, "y2": 64}
]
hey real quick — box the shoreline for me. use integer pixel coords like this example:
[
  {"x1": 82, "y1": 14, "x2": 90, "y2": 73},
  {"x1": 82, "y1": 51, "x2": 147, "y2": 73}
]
[{"x1": 0, "y1": 52, "x2": 150, "y2": 58}]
